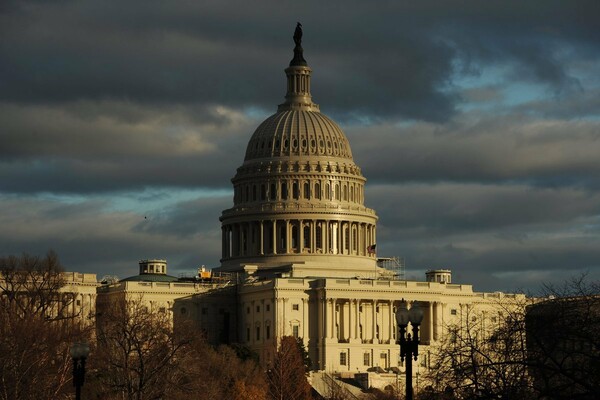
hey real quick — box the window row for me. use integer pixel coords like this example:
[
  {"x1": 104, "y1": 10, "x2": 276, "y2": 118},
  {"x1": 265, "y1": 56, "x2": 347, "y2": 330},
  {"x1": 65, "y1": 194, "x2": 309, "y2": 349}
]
[{"x1": 234, "y1": 180, "x2": 364, "y2": 204}]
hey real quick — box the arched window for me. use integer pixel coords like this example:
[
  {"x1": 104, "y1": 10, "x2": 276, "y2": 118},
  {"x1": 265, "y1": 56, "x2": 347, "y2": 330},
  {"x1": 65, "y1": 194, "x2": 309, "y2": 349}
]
[
  {"x1": 303, "y1": 182, "x2": 310, "y2": 199},
  {"x1": 350, "y1": 186, "x2": 354, "y2": 202},
  {"x1": 293, "y1": 181, "x2": 299, "y2": 200},
  {"x1": 325, "y1": 183, "x2": 330, "y2": 200},
  {"x1": 245, "y1": 186, "x2": 249, "y2": 202},
  {"x1": 252, "y1": 185, "x2": 257, "y2": 201},
  {"x1": 270, "y1": 183, "x2": 277, "y2": 200},
  {"x1": 343, "y1": 185, "x2": 347, "y2": 201},
  {"x1": 315, "y1": 182, "x2": 321, "y2": 200},
  {"x1": 281, "y1": 181, "x2": 288, "y2": 200},
  {"x1": 335, "y1": 184, "x2": 340, "y2": 200}
]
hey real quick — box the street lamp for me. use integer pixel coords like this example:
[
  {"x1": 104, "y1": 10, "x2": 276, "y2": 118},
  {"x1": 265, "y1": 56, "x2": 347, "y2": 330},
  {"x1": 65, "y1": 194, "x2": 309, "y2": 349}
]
[
  {"x1": 70, "y1": 341, "x2": 90, "y2": 400},
  {"x1": 396, "y1": 300, "x2": 423, "y2": 400}
]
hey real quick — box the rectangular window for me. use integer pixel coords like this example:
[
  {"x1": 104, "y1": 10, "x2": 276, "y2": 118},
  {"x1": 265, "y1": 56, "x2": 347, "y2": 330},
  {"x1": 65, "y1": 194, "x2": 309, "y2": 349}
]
[
  {"x1": 256, "y1": 305, "x2": 260, "y2": 312},
  {"x1": 266, "y1": 325, "x2": 271, "y2": 339},
  {"x1": 247, "y1": 307, "x2": 250, "y2": 314},
  {"x1": 292, "y1": 304, "x2": 299, "y2": 311},
  {"x1": 76, "y1": 299, "x2": 81, "y2": 306},
  {"x1": 266, "y1": 304, "x2": 270, "y2": 312},
  {"x1": 256, "y1": 327, "x2": 260, "y2": 341},
  {"x1": 316, "y1": 224, "x2": 322, "y2": 248},
  {"x1": 247, "y1": 327, "x2": 250, "y2": 342},
  {"x1": 340, "y1": 352, "x2": 347, "y2": 366},
  {"x1": 364, "y1": 353, "x2": 370, "y2": 366},
  {"x1": 292, "y1": 325, "x2": 299, "y2": 338},
  {"x1": 451, "y1": 309, "x2": 457, "y2": 315}
]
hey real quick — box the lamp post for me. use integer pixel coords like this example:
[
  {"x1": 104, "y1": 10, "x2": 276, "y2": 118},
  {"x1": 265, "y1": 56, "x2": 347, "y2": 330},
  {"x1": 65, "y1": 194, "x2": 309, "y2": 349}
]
[
  {"x1": 396, "y1": 300, "x2": 423, "y2": 400},
  {"x1": 70, "y1": 342, "x2": 90, "y2": 400}
]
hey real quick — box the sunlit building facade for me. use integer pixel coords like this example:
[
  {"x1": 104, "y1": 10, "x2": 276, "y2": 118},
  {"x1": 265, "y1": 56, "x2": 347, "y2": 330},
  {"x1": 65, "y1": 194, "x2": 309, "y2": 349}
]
[{"x1": 210, "y1": 31, "x2": 524, "y2": 378}]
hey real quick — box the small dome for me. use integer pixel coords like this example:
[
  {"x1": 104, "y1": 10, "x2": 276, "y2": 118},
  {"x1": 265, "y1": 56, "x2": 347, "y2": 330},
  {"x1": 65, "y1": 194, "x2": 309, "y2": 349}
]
[{"x1": 244, "y1": 110, "x2": 353, "y2": 161}]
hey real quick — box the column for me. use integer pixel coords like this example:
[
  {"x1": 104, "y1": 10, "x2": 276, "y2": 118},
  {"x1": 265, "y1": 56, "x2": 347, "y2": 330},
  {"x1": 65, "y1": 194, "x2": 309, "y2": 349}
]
[
  {"x1": 285, "y1": 220, "x2": 290, "y2": 254},
  {"x1": 324, "y1": 221, "x2": 329, "y2": 254},
  {"x1": 330, "y1": 298, "x2": 336, "y2": 340},
  {"x1": 299, "y1": 219, "x2": 304, "y2": 253},
  {"x1": 303, "y1": 298, "x2": 309, "y2": 339},
  {"x1": 311, "y1": 220, "x2": 316, "y2": 253},
  {"x1": 355, "y1": 300, "x2": 360, "y2": 340},
  {"x1": 259, "y1": 221, "x2": 264, "y2": 255},
  {"x1": 389, "y1": 300, "x2": 394, "y2": 343},
  {"x1": 272, "y1": 220, "x2": 277, "y2": 254},
  {"x1": 429, "y1": 302, "x2": 434, "y2": 343},
  {"x1": 372, "y1": 300, "x2": 377, "y2": 343},
  {"x1": 348, "y1": 299, "x2": 353, "y2": 341},
  {"x1": 332, "y1": 222, "x2": 337, "y2": 254},
  {"x1": 323, "y1": 297, "x2": 329, "y2": 339}
]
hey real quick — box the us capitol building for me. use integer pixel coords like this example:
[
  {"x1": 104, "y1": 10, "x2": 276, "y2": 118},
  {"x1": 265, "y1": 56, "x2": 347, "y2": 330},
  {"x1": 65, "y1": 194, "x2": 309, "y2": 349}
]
[{"x1": 94, "y1": 27, "x2": 522, "y2": 384}]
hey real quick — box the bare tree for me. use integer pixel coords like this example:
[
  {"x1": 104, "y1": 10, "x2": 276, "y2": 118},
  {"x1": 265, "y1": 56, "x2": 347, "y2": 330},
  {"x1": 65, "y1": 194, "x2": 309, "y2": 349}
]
[
  {"x1": 91, "y1": 295, "x2": 192, "y2": 400},
  {"x1": 267, "y1": 336, "x2": 313, "y2": 400},
  {"x1": 526, "y1": 275, "x2": 600, "y2": 399},
  {"x1": 425, "y1": 300, "x2": 534, "y2": 399},
  {"x1": 0, "y1": 251, "x2": 86, "y2": 400}
]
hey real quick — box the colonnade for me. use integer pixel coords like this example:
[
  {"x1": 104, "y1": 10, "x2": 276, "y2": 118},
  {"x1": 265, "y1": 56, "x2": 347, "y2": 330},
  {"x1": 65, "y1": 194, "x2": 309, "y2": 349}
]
[
  {"x1": 222, "y1": 219, "x2": 376, "y2": 260},
  {"x1": 318, "y1": 298, "x2": 441, "y2": 344}
]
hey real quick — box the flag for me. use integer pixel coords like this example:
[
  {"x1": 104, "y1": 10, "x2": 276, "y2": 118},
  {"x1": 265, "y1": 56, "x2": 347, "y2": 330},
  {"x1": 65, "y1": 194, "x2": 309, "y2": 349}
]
[{"x1": 367, "y1": 244, "x2": 376, "y2": 254}]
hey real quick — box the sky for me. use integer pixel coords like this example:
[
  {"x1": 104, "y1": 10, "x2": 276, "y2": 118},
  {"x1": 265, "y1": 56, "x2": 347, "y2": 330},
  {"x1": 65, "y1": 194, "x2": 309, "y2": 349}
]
[{"x1": 1, "y1": 0, "x2": 599, "y2": 293}]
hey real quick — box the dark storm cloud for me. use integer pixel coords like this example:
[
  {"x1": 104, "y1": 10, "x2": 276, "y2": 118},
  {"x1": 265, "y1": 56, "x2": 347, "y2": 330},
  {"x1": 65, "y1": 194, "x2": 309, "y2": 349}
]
[
  {"x1": 367, "y1": 182, "x2": 600, "y2": 291},
  {"x1": 2, "y1": 0, "x2": 597, "y2": 121},
  {"x1": 368, "y1": 183, "x2": 600, "y2": 238},
  {"x1": 348, "y1": 114, "x2": 600, "y2": 188},
  {"x1": 0, "y1": 101, "x2": 253, "y2": 192}
]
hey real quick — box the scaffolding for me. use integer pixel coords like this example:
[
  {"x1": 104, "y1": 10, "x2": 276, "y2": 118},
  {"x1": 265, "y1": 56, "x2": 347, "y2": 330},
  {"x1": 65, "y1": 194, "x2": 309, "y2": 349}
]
[{"x1": 377, "y1": 257, "x2": 405, "y2": 280}]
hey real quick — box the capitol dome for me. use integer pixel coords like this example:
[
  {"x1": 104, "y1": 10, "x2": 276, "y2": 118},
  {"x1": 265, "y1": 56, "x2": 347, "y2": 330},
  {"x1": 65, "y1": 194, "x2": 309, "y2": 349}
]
[
  {"x1": 219, "y1": 28, "x2": 378, "y2": 277},
  {"x1": 244, "y1": 110, "x2": 353, "y2": 161}
]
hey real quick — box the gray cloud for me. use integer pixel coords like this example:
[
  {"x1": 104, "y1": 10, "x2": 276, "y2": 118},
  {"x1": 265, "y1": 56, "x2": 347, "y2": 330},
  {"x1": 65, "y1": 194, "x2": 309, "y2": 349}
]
[
  {"x1": 0, "y1": 101, "x2": 253, "y2": 192},
  {"x1": 348, "y1": 114, "x2": 600, "y2": 188},
  {"x1": 0, "y1": 194, "x2": 224, "y2": 278},
  {"x1": 367, "y1": 182, "x2": 600, "y2": 291},
  {"x1": 3, "y1": 1, "x2": 597, "y2": 121}
]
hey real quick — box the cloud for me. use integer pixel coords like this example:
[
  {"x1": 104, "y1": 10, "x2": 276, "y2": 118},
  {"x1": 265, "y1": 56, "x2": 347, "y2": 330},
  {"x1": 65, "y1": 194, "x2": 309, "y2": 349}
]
[
  {"x1": 0, "y1": 101, "x2": 255, "y2": 192},
  {"x1": 368, "y1": 182, "x2": 600, "y2": 291},
  {"x1": 6, "y1": 1, "x2": 597, "y2": 121},
  {"x1": 0, "y1": 194, "x2": 225, "y2": 277},
  {"x1": 347, "y1": 114, "x2": 600, "y2": 188}
]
